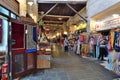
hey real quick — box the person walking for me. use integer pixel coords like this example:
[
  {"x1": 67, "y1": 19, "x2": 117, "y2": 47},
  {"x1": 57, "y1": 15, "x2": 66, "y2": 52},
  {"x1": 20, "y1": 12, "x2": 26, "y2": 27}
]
[
  {"x1": 63, "y1": 38, "x2": 69, "y2": 52},
  {"x1": 76, "y1": 38, "x2": 80, "y2": 55}
]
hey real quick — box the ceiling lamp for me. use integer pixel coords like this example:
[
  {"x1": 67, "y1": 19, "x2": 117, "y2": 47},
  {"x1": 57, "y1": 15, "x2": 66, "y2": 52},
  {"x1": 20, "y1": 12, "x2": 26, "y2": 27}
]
[
  {"x1": 28, "y1": 0, "x2": 33, "y2": 6},
  {"x1": 58, "y1": 18, "x2": 62, "y2": 20},
  {"x1": 64, "y1": 31, "x2": 67, "y2": 35},
  {"x1": 112, "y1": 14, "x2": 119, "y2": 18}
]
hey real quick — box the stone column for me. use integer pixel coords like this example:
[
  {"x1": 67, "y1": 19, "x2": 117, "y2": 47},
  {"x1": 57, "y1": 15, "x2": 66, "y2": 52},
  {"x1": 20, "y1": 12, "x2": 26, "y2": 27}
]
[{"x1": 17, "y1": 0, "x2": 27, "y2": 16}]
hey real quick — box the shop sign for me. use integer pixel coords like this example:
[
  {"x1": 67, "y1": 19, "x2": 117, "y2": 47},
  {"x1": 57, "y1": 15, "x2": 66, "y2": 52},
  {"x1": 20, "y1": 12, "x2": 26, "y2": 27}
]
[
  {"x1": 76, "y1": 22, "x2": 87, "y2": 30},
  {"x1": 104, "y1": 18, "x2": 120, "y2": 28},
  {"x1": 96, "y1": 17, "x2": 120, "y2": 31}
]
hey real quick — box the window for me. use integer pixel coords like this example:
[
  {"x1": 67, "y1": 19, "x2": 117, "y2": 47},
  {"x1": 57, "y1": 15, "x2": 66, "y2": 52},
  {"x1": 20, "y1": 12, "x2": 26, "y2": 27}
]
[
  {"x1": 27, "y1": 53, "x2": 34, "y2": 69},
  {"x1": 11, "y1": 12, "x2": 17, "y2": 19},
  {"x1": 0, "y1": 6, "x2": 9, "y2": 16},
  {"x1": 15, "y1": 54, "x2": 24, "y2": 73}
]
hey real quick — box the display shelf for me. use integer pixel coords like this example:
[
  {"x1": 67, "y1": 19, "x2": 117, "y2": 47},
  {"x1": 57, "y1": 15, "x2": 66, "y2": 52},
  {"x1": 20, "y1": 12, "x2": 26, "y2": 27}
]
[{"x1": 37, "y1": 54, "x2": 51, "y2": 69}]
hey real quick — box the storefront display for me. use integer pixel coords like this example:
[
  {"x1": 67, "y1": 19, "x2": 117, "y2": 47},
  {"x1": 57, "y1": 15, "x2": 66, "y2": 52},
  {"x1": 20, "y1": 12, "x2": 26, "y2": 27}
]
[
  {"x1": 0, "y1": 17, "x2": 8, "y2": 80},
  {"x1": 27, "y1": 53, "x2": 34, "y2": 69},
  {"x1": 26, "y1": 25, "x2": 36, "y2": 52},
  {"x1": 114, "y1": 31, "x2": 120, "y2": 52},
  {"x1": 37, "y1": 31, "x2": 51, "y2": 69},
  {"x1": 14, "y1": 53, "x2": 24, "y2": 73},
  {"x1": 97, "y1": 29, "x2": 120, "y2": 75},
  {"x1": 11, "y1": 19, "x2": 37, "y2": 78}
]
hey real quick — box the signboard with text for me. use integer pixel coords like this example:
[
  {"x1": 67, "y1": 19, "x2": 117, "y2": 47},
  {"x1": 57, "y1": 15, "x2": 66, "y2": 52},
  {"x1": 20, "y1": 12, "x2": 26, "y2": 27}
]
[{"x1": 96, "y1": 17, "x2": 120, "y2": 31}]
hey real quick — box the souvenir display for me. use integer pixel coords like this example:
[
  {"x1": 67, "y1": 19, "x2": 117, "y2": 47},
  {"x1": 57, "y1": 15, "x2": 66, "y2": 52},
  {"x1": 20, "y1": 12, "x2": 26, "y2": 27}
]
[{"x1": 26, "y1": 25, "x2": 36, "y2": 50}]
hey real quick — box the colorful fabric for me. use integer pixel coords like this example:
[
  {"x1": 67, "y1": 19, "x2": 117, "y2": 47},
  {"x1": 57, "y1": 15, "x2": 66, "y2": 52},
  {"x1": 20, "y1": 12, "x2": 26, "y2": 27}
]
[
  {"x1": 80, "y1": 35, "x2": 84, "y2": 42},
  {"x1": 25, "y1": 49, "x2": 37, "y2": 53},
  {"x1": 90, "y1": 38, "x2": 95, "y2": 45},
  {"x1": 33, "y1": 27, "x2": 37, "y2": 42},
  {"x1": 108, "y1": 31, "x2": 114, "y2": 51},
  {"x1": 26, "y1": 25, "x2": 36, "y2": 49},
  {"x1": 114, "y1": 32, "x2": 120, "y2": 52}
]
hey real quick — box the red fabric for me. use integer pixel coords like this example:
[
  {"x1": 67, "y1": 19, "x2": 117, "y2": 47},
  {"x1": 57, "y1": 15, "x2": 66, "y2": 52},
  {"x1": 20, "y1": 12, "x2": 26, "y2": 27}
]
[
  {"x1": 0, "y1": 19, "x2": 2, "y2": 43},
  {"x1": 60, "y1": 39, "x2": 64, "y2": 45},
  {"x1": 80, "y1": 35, "x2": 84, "y2": 42},
  {"x1": 12, "y1": 49, "x2": 25, "y2": 53},
  {"x1": 12, "y1": 22, "x2": 24, "y2": 49}
]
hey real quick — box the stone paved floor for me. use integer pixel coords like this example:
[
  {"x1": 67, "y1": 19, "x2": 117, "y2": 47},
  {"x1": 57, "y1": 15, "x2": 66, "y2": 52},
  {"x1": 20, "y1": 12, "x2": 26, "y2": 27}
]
[{"x1": 20, "y1": 44, "x2": 119, "y2": 80}]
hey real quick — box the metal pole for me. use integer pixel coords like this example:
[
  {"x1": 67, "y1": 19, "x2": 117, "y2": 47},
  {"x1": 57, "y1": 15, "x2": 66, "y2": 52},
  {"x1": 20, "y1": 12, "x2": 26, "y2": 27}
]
[
  {"x1": 8, "y1": 22, "x2": 12, "y2": 80},
  {"x1": 39, "y1": 3, "x2": 58, "y2": 21},
  {"x1": 66, "y1": 3, "x2": 87, "y2": 22}
]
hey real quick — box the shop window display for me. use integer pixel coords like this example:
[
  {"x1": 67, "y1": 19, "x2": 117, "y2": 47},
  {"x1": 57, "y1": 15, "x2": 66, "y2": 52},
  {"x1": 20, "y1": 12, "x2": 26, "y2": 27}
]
[
  {"x1": 15, "y1": 54, "x2": 24, "y2": 73},
  {"x1": 114, "y1": 32, "x2": 120, "y2": 52},
  {"x1": 27, "y1": 53, "x2": 34, "y2": 69},
  {"x1": 26, "y1": 25, "x2": 36, "y2": 50},
  {"x1": 0, "y1": 6, "x2": 9, "y2": 16}
]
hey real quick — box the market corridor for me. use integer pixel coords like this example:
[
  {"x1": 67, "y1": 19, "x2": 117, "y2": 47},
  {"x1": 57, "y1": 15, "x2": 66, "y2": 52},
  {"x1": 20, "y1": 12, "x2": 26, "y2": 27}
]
[{"x1": 21, "y1": 44, "x2": 119, "y2": 80}]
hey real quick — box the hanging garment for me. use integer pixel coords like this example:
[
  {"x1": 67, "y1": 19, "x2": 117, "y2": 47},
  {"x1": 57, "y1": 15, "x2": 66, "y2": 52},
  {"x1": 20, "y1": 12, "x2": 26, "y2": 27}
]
[
  {"x1": 33, "y1": 27, "x2": 37, "y2": 42},
  {"x1": 80, "y1": 35, "x2": 84, "y2": 42},
  {"x1": 76, "y1": 40, "x2": 80, "y2": 54},
  {"x1": 114, "y1": 32, "x2": 120, "y2": 52}
]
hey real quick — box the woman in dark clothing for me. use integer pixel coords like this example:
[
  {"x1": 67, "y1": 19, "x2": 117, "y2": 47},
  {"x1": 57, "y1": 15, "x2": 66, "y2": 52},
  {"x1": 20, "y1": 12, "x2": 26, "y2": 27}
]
[{"x1": 98, "y1": 36, "x2": 107, "y2": 61}]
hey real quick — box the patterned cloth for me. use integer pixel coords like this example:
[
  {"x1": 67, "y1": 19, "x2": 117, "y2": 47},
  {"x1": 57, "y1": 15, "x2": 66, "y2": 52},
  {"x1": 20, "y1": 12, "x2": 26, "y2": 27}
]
[
  {"x1": 114, "y1": 32, "x2": 120, "y2": 52},
  {"x1": 26, "y1": 25, "x2": 36, "y2": 50}
]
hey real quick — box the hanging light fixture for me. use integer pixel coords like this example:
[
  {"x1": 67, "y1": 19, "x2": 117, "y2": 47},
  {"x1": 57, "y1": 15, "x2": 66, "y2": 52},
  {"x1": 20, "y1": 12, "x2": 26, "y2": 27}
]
[{"x1": 28, "y1": 0, "x2": 33, "y2": 6}]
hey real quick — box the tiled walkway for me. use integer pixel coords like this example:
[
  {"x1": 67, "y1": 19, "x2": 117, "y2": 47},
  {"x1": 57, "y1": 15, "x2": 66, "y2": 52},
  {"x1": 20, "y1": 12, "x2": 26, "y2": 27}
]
[{"x1": 21, "y1": 44, "x2": 119, "y2": 80}]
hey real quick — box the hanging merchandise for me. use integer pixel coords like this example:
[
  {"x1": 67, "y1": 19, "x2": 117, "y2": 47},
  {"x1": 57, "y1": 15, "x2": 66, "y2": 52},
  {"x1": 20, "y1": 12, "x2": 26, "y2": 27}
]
[
  {"x1": 38, "y1": 21, "x2": 43, "y2": 27},
  {"x1": 90, "y1": 37, "x2": 95, "y2": 45},
  {"x1": 114, "y1": 32, "x2": 120, "y2": 52},
  {"x1": 79, "y1": 35, "x2": 84, "y2": 42},
  {"x1": 26, "y1": 25, "x2": 36, "y2": 53},
  {"x1": 0, "y1": 19, "x2": 2, "y2": 43},
  {"x1": 108, "y1": 31, "x2": 114, "y2": 51},
  {"x1": 84, "y1": 35, "x2": 89, "y2": 44},
  {"x1": 33, "y1": 27, "x2": 37, "y2": 42}
]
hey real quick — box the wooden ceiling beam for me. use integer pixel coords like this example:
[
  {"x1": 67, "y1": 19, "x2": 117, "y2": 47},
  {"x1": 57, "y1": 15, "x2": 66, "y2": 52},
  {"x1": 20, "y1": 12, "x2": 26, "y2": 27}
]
[
  {"x1": 38, "y1": 0, "x2": 87, "y2": 3},
  {"x1": 44, "y1": 20, "x2": 65, "y2": 23},
  {"x1": 45, "y1": 15, "x2": 70, "y2": 18},
  {"x1": 66, "y1": 3, "x2": 87, "y2": 22},
  {"x1": 44, "y1": 24, "x2": 63, "y2": 26},
  {"x1": 39, "y1": 3, "x2": 58, "y2": 21}
]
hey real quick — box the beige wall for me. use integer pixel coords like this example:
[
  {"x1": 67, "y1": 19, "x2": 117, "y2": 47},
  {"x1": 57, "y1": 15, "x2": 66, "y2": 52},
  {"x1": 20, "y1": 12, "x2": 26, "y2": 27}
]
[
  {"x1": 86, "y1": 0, "x2": 120, "y2": 32},
  {"x1": 17, "y1": 0, "x2": 27, "y2": 16},
  {"x1": 27, "y1": 0, "x2": 38, "y2": 23},
  {"x1": 0, "y1": 0, "x2": 19, "y2": 15},
  {"x1": 17, "y1": 0, "x2": 38, "y2": 23}
]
